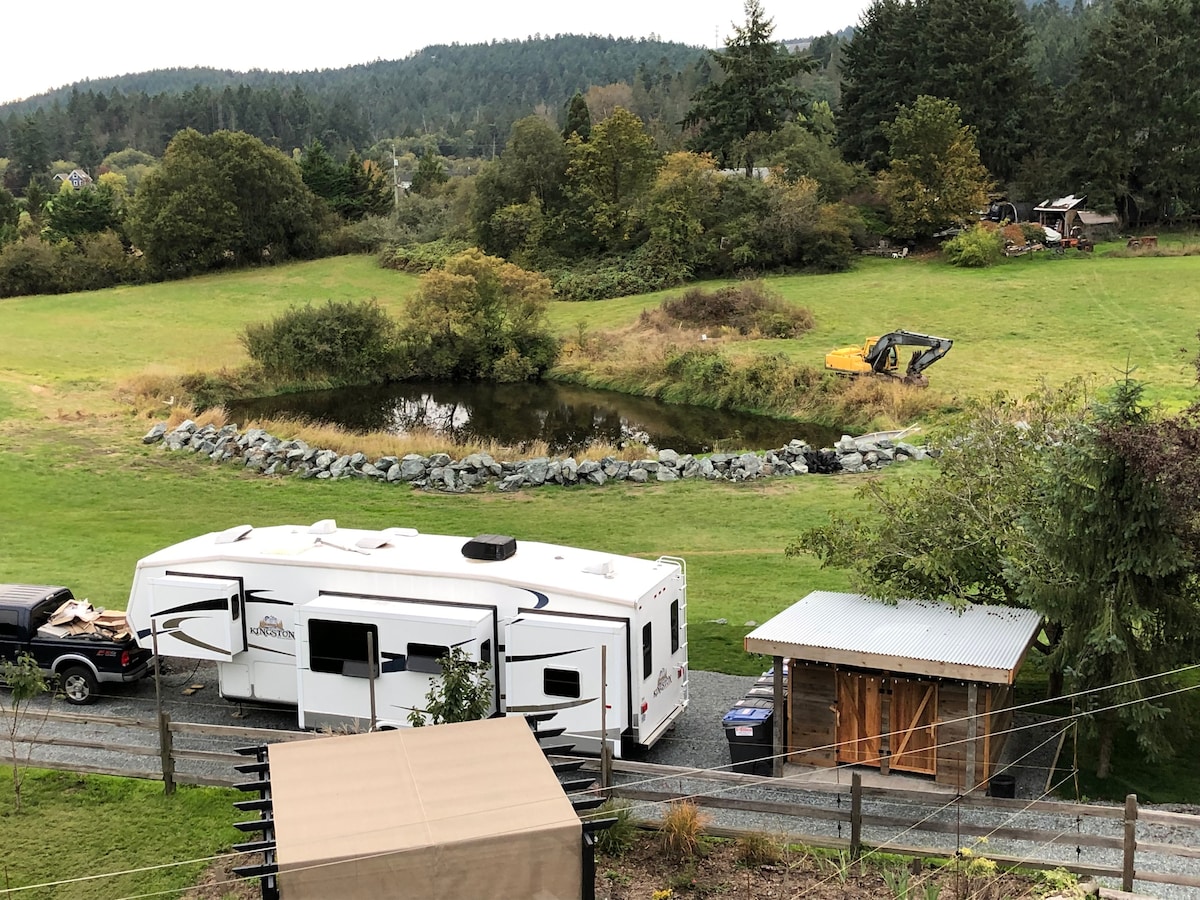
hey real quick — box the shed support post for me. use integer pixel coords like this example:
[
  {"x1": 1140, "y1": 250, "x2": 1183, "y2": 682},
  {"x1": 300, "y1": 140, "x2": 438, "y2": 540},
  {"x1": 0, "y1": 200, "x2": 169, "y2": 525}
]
[
  {"x1": 850, "y1": 772, "x2": 862, "y2": 860},
  {"x1": 772, "y1": 656, "x2": 786, "y2": 777},
  {"x1": 966, "y1": 683, "x2": 978, "y2": 791},
  {"x1": 1123, "y1": 793, "x2": 1138, "y2": 891}
]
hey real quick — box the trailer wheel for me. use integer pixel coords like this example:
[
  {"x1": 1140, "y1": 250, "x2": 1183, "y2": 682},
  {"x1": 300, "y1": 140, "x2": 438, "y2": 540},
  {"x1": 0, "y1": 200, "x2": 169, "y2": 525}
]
[{"x1": 59, "y1": 666, "x2": 99, "y2": 705}]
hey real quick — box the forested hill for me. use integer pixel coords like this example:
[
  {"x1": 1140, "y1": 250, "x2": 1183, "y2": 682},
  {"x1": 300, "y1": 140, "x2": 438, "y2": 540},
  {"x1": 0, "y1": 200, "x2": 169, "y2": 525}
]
[{"x1": 0, "y1": 35, "x2": 708, "y2": 157}]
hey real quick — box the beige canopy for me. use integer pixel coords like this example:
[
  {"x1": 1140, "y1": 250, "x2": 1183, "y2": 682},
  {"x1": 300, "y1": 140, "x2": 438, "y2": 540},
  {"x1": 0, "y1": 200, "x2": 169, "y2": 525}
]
[{"x1": 268, "y1": 717, "x2": 582, "y2": 900}]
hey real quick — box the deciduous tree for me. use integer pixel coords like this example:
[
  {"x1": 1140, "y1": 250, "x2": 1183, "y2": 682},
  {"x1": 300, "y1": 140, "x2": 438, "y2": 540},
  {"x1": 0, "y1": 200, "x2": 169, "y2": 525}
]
[
  {"x1": 791, "y1": 378, "x2": 1200, "y2": 778},
  {"x1": 407, "y1": 647, "x2": 493, "y2": 726},
  {"x1": 397, "y1": 248, "x2": 558, "y2": 381},
  {"x1": 563, "y1": 107, "x2": 660, "y2": 251},
  {"x1": 0, "y1": 653, "x2": 52, "y2": 812},
  {"x1": 880, "y1": 96, "x2": 991, "y2": 239},
  {"x1": 126, "y1": 129, "x2": 320, "y2": 277}
]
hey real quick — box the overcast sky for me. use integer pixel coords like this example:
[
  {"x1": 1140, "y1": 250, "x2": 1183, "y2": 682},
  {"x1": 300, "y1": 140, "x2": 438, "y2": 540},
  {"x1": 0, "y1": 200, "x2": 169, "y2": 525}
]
[{"x1": 1, "y1": 0, "x2": 871, "y2": 105}]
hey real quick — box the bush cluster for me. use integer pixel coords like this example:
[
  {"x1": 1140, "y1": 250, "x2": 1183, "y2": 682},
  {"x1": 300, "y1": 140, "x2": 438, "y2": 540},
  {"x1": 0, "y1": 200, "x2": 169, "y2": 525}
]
[
  {"x1": 0, "y1": 232, "x2": 145, "y2": 298},
  {"x1": 942, "y1": 223, "x2": 1005, "y2": 267},
  {"x1": 240, "y1": 299, "x2": 398, "y2": 382},
  {"x1": 659, "y1": 282, "x2": 815, "y2": 338},
  {"x1": 552, "y1": 250, "x2": 691, "y2": 301},
  {"x1": 379, "y1": 238, "x2": 470, "y2": 273}
]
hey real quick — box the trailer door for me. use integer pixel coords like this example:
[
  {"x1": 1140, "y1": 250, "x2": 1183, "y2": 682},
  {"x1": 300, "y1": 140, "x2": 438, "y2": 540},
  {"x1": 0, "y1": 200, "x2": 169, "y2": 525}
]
[
  {"x1": 505, "y1": 613, "x2": 628, "y2": 756},
  {"x1": 148, "y1": 575, "x2": 245, "y2": 662}
]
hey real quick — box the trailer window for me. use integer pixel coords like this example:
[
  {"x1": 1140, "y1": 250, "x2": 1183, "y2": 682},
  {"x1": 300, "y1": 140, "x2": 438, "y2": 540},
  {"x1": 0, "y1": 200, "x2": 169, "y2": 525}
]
[
  {"x1": 480, "y1": 639, "x2": 492, "y2": 667},
  {"x1": 642, "y1": 623, "x2": 652, "y2": 679},
  {"x1": 544, "y1": 668, "x2": 580, "y2": 698},
  {"x1": 407, "y1": 643, "x2": 450, "y2": 675},
  {"x1": 670, "y1": 600, "x2": 680, "y2": 654},
  {"x1": 308, "y1": 620, "x2": 378, "y2": 678}
]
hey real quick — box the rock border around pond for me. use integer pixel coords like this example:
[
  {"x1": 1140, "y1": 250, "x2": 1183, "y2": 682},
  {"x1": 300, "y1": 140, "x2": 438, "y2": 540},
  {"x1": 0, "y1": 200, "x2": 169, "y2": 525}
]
[{"x1": 141, "y1": 421, "x2": 931, "y2": 492}]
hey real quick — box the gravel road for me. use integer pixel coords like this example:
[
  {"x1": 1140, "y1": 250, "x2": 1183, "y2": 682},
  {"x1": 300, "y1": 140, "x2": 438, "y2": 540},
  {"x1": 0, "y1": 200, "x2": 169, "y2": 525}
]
[{"x1": 14, "y1": 667, "x2": 1198, "y2": 898}]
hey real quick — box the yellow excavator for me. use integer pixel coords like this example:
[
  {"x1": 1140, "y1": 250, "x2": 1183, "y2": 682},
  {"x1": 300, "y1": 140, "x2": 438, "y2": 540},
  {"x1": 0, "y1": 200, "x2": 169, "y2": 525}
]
[{"x1": 825, "y1": 330, "x2": 953, "y2": 387}]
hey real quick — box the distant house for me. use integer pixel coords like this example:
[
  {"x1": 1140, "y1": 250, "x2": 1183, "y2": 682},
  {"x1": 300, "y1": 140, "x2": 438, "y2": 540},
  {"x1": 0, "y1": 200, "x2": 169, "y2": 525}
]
[
  {"x1": 52, "y1": 169, "x2": 94, "y2": 189},
  {"x1": 1034, "y1": 194, "x2": 1118, "y2": 237}
]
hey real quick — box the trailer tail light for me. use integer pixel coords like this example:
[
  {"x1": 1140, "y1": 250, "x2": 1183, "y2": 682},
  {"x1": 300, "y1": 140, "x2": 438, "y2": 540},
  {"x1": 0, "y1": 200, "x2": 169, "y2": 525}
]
[
  {"x1": 120, "y1": 650, "x2": 130, "y2": 668},
  {"x1": 640, "y1": 700, "x2": 648, "y2": 714},
  {"x1": 677, "y1": 665, "x2": 685, "y2": 679}
]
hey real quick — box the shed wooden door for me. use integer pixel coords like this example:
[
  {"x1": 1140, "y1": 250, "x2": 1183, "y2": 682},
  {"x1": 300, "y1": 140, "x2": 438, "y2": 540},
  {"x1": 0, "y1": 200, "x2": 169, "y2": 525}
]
[
  {"x1": 889, "y1": 678, "x2": 938, "y2": 775},
  {"x1": 835, "y1": 672, "x2": 882, "y2": 766}
]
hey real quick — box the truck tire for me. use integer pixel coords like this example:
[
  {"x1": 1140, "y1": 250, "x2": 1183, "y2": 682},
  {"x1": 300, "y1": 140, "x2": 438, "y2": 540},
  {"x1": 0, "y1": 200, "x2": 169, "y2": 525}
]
[{"x1": 59, "y1": 665, "x2": 99, "y2": 705}]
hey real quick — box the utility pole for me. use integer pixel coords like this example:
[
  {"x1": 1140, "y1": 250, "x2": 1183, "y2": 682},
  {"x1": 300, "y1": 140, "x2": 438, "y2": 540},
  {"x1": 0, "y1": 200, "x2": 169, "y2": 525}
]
[{"x1": 392, "y1": 145, "x2": 400, "y2": 213}]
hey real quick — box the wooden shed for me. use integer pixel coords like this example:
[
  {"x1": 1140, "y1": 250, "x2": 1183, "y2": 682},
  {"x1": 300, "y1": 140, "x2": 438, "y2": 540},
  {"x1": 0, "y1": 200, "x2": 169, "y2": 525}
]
[{"x1": 745, "y1": 592, "x2": 1041, "y2": 793}]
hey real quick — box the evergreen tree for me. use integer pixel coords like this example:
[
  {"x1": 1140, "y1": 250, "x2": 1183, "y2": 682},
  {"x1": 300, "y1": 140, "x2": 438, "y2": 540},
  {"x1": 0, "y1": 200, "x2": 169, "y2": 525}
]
[
  {"x1": 838, "y1": 0, "x2": 1036, "y2": 182},
  {"x1": 683, "y1": 0, "x2": 813, "y2": 175},
  {"x1": 1022, "y1": 376, "x2": 1200, "y2": 778},
  {"x1": 410, "y1": 150, "x2": 447, "y2": 195},
  {"x1": 563, "y1": 91, "x2": 592, "y2": 141},
  {"x1": 1065, "y1": 0, "x2": 1200, "y2": 224}
]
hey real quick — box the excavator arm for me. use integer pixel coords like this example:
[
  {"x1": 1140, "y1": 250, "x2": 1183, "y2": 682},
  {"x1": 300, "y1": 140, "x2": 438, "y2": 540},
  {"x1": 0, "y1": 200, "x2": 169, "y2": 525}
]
[{"x1": 864, "y1": 331, "x2": 953, "y2": 378}]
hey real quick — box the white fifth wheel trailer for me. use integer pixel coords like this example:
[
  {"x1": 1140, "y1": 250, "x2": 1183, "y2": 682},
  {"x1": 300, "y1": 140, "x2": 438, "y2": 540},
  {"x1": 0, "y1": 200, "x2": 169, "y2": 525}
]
[{"x1": 125, "y1": 520, "x2": 688, "y2": 755}]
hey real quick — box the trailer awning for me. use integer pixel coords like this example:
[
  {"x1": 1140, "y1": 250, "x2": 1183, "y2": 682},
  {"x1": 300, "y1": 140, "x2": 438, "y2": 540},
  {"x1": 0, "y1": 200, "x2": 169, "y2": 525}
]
[{"x1": 745, "y1": 591, "x2": 1041, "y2": 684}]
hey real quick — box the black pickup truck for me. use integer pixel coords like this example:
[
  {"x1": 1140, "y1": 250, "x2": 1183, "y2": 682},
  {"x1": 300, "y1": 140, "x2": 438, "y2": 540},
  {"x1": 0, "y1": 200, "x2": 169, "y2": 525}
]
[{"x1": 0, "y1": 583, "x2": 153, "y2": 704}]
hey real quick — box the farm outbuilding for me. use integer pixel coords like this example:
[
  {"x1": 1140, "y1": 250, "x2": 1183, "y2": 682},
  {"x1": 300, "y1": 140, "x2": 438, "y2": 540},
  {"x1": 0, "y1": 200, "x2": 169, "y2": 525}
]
[
  {"x1": 745, "y1": 592, "x2": 1042, "y2": 793},
  {"x1": 238, "y1": 716, "x2": 590, "y2": 900}
]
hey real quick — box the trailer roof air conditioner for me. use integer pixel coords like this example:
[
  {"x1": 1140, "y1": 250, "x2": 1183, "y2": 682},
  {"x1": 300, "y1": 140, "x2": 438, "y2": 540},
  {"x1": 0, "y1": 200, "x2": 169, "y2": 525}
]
[{"x1": 461, "y1": 534, "x2": 518, "y2": 561}]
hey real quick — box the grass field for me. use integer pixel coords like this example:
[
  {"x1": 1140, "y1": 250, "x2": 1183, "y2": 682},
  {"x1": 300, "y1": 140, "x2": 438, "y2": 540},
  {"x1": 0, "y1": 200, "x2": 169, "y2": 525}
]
[
  {"x1": 1, "y1": 246, "x2": 1199, "y2": 820},
  {"x1": 0, "y1": 768, "x2": 239, "y2": 900}
]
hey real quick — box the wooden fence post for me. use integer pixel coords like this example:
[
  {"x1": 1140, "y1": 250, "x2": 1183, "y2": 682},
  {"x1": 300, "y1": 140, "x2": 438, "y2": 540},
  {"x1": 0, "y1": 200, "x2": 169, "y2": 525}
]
[
  {"x1": 158, "y1": 711, "x2": 175, "y2": 795},
  {"x1": 850, "y1": 772, "x2": 863, "y2": 860},
  {"x1": 1123, "y1": 793, "x2": 1138, "y2": 891}
]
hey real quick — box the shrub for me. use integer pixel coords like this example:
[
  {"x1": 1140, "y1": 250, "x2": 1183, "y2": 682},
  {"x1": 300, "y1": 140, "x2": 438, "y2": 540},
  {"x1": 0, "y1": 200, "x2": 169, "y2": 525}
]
[
  {"x1": 660, "y1": 799, "x2": 709, "y2": 861},
  {"x1": 660, "y1": 282, "x2": 815, "y2": 338},
  {"x1": 240, "y1": 299, "x2": 398, "y2": 382},
  {"x1": 942, "y1": 223, "x2": 1004, "y2": 267},
  {"x1": 551, "y1": 248, "x2": 691, "y2": 302},
  {"x1": 397, "y1": 249, "x2": 559, "y2": 380},
  {"x1": 0, "y1": 231, "x2": 144, "y2": 297},
  {"x1": 590, "y1": 799, "x2": 639, "y2": 857},
  {"x1": 734, "y1": 831, "x2": 783, "y2": 866},
  {"x1": 0, "y1": 236, "x2": 63, "y2": 297},
  {"x1": 1019, "y1": 222, "x2": 1048, "y2": 245},
  {"x1": 379, "y1": 238, "x2": 470, "y2": 273}
]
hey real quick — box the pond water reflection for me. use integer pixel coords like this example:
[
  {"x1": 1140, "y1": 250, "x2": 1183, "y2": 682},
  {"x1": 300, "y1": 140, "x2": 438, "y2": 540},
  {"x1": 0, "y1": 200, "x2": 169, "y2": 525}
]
[{"x1": 225, "y1": 380, "x2": 843, "y2": 456}]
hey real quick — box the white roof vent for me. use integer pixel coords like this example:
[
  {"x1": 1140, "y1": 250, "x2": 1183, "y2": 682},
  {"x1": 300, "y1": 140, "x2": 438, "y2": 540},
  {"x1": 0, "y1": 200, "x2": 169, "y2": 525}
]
[
  {"x1": 355, "y1": 527, "x2": 419, "y2": 549},
  {"x1": 583, "y1": 559, "x2": 616, "y2": 578},
  {"x1": 215, "y1": 524, "x2": 253, "y2": 544},
  {"x1": 308, "y1": 519, "x2": 337, "y2": 535}
]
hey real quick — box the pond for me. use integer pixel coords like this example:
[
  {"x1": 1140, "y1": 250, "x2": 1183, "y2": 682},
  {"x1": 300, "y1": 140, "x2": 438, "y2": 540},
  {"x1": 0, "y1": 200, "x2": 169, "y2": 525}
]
[{"x1": 224, "y1": 380, "x2": 844, "y2": 456}]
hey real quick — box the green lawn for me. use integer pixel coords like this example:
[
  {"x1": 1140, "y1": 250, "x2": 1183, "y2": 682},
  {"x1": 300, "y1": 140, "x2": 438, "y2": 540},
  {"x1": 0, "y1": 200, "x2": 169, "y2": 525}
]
[
  {"x1": 0, "y1": 769, "x2": 240, "y2": 900},
  {"x1": 2, "y1": 248, "x2": 1199, "y2": 807}
]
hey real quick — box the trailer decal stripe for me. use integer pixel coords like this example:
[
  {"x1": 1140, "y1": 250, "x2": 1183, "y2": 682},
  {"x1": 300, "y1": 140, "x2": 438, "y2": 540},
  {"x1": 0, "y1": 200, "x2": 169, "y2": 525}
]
[
  {"x1": 153, "y1": 597, "x2": 228, "y2": 617},
  {"x1": 154, "y1": 617, "x2": 229, "y2": 657},
  {"x1": 507, "y1": 697, "x2": 597, "y2": 713},
  {"x1": 506, "y1": 648, "x2": 587, "y2": 663}
]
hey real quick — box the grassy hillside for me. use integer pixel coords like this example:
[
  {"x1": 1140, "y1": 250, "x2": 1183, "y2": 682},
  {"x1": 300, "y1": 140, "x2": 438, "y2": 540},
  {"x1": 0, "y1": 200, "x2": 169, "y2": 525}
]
[{"x1": 549, "y1": 249, "x2": 1200, "y2": 409}]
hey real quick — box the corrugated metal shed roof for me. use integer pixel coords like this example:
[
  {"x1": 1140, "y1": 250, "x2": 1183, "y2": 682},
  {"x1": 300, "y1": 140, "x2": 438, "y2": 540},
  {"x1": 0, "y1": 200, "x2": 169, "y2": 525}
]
[{"x1": 744, "y1": 591, "x2": 1042, "y2": 684}]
